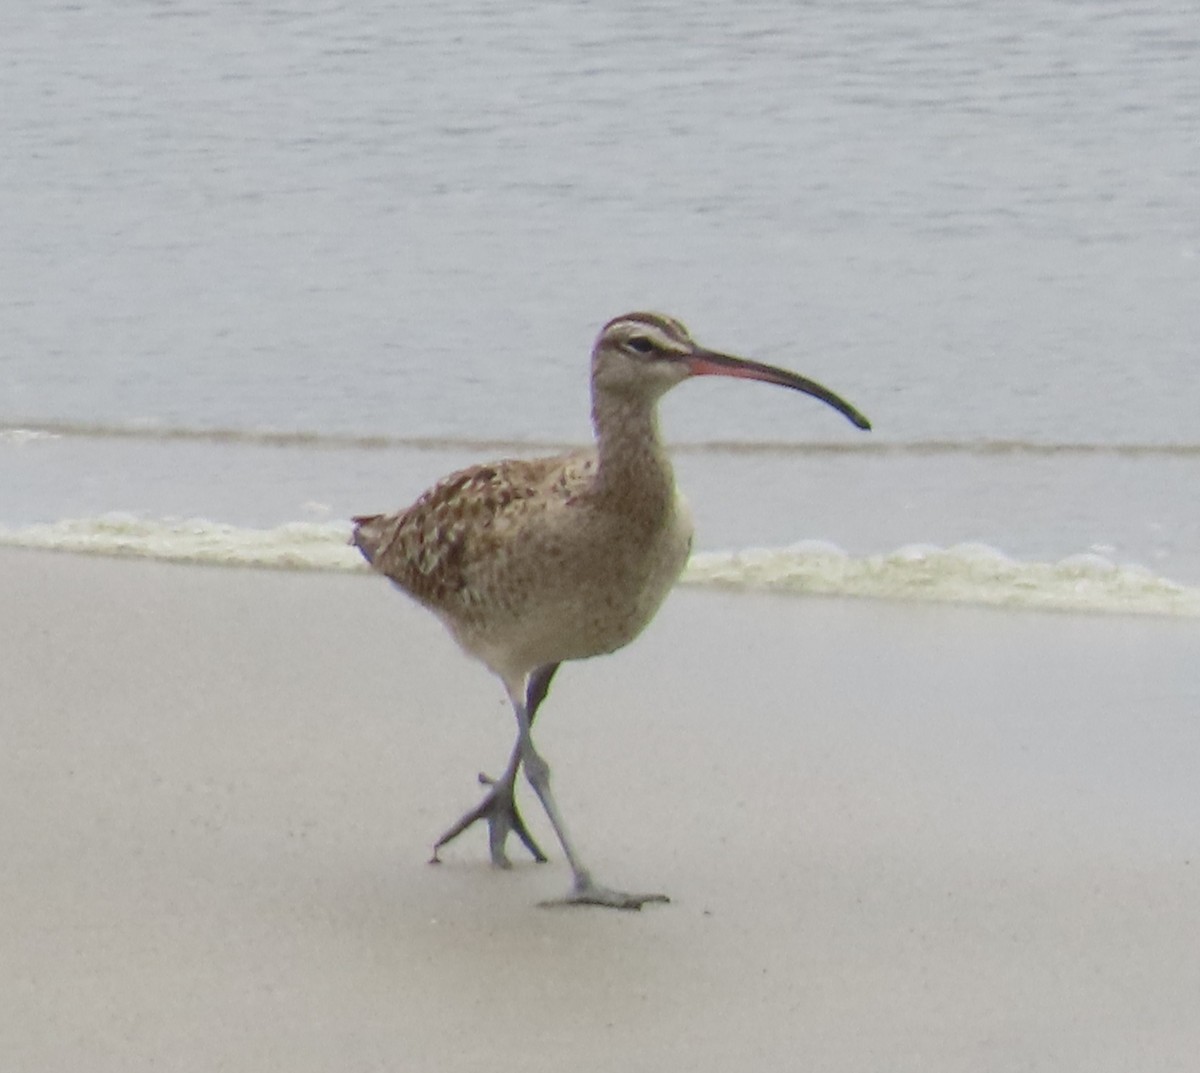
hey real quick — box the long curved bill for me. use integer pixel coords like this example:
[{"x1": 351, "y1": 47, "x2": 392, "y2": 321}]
[{"x1": 685, "y1": 349, "x2": 872, "y2": 431}]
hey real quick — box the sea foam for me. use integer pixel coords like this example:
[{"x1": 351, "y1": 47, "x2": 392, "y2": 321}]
[
  {"x1": 1, "y1": 515, "x2": 1197, "y2": 617},
  {"x1": 685, "y1": 542, "x2": 1200, "y2": 616}
]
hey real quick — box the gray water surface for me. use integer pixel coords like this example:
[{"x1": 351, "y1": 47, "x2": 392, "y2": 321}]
[{"x1": 3, "y1": 0, "x2": 1197, "y2": 446}]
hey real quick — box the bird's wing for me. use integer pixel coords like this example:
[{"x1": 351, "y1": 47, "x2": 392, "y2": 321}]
[{"x1": 352, "y1": 452, "x2": 595, "y2": 605}]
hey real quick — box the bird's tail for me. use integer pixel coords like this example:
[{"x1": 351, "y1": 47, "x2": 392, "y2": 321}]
[{"x1": 350, "y1": 513, "x2": 386, "y2": 566}]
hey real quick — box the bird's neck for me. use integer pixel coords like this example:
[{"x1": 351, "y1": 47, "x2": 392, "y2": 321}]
[{"x1": 590, "y1": 387, "x2": 676, "y2": 519}]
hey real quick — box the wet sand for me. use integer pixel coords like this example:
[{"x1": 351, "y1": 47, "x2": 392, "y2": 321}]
[{"x1": 2, "y1": 549, "x2": 1198, "y2": 1071}]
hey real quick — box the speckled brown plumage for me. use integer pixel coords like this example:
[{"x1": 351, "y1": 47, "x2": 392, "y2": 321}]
[
  {"x1": 353, "y1": 431, "x2": 691, "y2": 683},
  {"x1": 354, "y1": 457, "x2": 567, "y2": 607}
]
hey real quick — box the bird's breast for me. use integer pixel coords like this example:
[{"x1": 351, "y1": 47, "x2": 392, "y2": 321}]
[{"x1": 457, "y1": 490, "x2": 694, "y2": 677}]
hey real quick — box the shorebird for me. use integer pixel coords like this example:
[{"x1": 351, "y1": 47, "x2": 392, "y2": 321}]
[{"x1": 352, "y1": 312, "x2": 870, "y2": 909}]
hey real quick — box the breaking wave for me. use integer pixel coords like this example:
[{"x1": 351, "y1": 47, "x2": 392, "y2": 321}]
[{"x1": 2, "y1": 515, "x2": 1197, "y2": 617}]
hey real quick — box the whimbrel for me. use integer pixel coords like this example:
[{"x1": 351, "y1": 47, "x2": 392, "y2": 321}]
[{"x1": 352, "y1": 312, "x2": 870, "y2": 909}]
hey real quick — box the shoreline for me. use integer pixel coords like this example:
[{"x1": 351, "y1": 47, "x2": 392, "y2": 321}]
[{"x1": 3, "y1": 525, "x2": 1198, "y2": 619}]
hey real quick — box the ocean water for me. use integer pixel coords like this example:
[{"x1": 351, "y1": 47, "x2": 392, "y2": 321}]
[{"x1": 2, "y1": 0, "x2": 1198, "y2": 612}]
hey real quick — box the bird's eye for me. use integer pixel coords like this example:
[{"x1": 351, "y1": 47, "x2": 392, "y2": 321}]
[{"x1": 627, "y1": 336, "x2": 654, "y2": 354}]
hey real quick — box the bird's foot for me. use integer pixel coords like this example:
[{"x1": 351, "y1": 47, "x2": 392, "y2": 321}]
[
  {"x1": 429, "y1": 772, "x2": 548, "y2": 867},
  {"x1": 539, "y1": 871, "x2": 670, "y2": 911}
]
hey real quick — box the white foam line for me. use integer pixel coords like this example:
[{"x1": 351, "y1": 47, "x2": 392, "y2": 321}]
[
  {"x1": 684, "y1": 542, "x2": 1200, "y2": 616},
  {"x1": 2, "y1": 517, "x2": 1197, "y2": 617},
  {"x1": 0, "y1": 516, "x2": 366, "y2": 573}
]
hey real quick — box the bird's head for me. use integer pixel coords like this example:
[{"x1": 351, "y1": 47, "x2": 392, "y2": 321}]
[{"x1": 590, "y1": 311, "x2": 871, "y2": 430}]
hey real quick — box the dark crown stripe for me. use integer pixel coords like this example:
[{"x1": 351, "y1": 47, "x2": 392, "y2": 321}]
[{"x1": 601, "y1": 311, "x2": 691, "y2": 344}]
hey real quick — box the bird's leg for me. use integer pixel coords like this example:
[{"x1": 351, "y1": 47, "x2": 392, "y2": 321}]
[
  {"x1": 428, "y1": 664, "x2": 560, "y2": 867},
  {"x1": 506, "y1": 688, "x2": 669, "y2": 912},
  {"x1": 524, "y1": 662, "x2": 558, "y2": 716},
  {"x1": 428, "y1": 736, "x2": 544, "y2": 867}
]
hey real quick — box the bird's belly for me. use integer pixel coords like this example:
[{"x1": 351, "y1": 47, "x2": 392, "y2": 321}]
[{"x1": 457, "y1": 498, "x2": 694, "y2": 677}]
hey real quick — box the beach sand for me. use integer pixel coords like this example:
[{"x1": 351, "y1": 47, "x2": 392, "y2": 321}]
[{"x1": 2, "y1": 548, "x2": 1198, "y2": 1071}]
